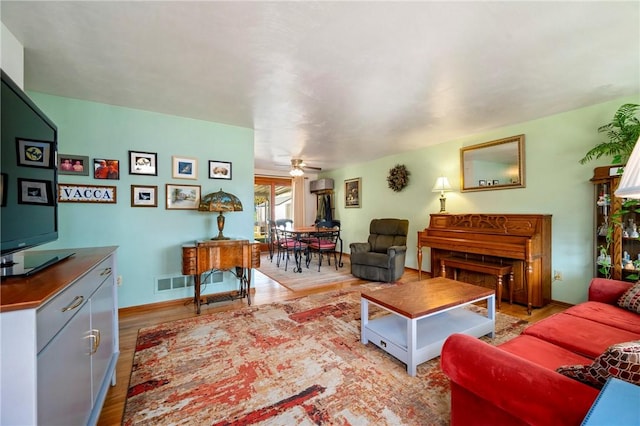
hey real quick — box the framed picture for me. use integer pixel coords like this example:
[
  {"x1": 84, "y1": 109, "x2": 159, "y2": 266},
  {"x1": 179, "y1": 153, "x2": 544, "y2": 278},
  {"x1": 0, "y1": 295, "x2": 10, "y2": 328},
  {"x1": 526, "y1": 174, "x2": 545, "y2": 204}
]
[
  {"x1": 17, "y1": 178, "x2": 54, "y2": 206},
  {"x1": 129, "y1": 150, "x2": 158, "y2": 176},
  {"x1": 479, "y1": 180, "x2": 487, "y2": 186},
  {"x1": 345, "y1": 177, "x2": 361, "y2": 208},
  {"x1": 0, "y1": 173, "x2": 6, "y2": 207},
  {"x1": 16, "y1": 138, "x2": 54, "y2": 168},
  {"x1": 58, "y1": 154, "x2": 90, "y2": 176},
  {"x1": 131, "y1": 185, "x2": 158, "y2": 207},
  {"x1": 93, "y1": 158, "x2": 120, "y2": 180},
  {"x1": 492, "y1": 179, "x2": 500, "y2": 185},
  {"x1": 166, "y1": 184, "x2": 201, "y2": 210},
  {"x1": 208, "y1": 160, "x2": 232, "y2": 180},
  {"x1": 58, "y1": 183, "x2": 117, "y2": 203},
  {"x1": 172, "y1": 156, "x2": 198, "y2": 179}
]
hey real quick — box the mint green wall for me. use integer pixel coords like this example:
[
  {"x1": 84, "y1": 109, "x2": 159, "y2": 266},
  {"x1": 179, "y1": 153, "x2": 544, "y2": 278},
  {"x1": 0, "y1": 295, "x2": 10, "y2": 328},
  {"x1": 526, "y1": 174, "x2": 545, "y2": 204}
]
[
  {"x1": 325, "y1": 95, "x2": 640, "y2": 305},
  {"x1": 29, "y1": 93, "x2": 254, "y2": 309}
]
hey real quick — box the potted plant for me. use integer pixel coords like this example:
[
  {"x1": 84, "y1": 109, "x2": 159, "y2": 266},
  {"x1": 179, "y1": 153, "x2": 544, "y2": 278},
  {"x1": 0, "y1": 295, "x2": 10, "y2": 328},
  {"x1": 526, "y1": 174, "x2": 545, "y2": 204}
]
[{"x1": 580, "y1": 103, "x2": 640, "y2": 165}]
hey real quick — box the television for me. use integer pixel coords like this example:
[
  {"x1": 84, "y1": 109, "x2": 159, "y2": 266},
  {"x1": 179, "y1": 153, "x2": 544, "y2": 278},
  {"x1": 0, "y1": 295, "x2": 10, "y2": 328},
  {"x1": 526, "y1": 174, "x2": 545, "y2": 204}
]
[{"x1": 1, "y1": 70, "x2": 72, "y2": 277}]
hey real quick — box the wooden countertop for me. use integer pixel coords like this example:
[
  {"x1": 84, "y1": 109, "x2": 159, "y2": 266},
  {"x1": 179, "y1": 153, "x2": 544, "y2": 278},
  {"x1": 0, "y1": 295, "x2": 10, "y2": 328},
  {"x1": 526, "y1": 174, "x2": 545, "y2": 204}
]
[{"x1": 0, "y1": 246, "x2": 118, "y2": 312}]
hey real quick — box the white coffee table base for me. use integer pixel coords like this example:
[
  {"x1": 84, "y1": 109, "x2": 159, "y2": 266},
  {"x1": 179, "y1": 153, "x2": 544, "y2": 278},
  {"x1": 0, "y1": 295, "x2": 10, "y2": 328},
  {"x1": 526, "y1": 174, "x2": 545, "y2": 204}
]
[{"x1": 361, "y1": 294, "x2": 495, "y2": 376}]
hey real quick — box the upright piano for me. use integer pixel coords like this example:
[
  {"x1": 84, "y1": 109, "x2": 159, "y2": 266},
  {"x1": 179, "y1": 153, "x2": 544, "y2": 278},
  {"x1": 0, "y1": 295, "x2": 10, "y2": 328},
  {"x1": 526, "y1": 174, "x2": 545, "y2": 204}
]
[{"x1": 417, "y1": 213, "x2": 552, "y2": 314}]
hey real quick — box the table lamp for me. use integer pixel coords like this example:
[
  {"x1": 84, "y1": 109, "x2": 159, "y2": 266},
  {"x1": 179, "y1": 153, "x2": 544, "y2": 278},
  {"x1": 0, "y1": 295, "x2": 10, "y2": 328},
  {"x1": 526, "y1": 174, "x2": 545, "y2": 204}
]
[
  {"x1": 615, "y1": 136, "x2": 640, "y2": 199},
  {"x1": 432, "y1": 176, "x2": 452, "y2": 213},
  {"x1": 198, "y1": 188, "x2": 243, "y2": 240}
]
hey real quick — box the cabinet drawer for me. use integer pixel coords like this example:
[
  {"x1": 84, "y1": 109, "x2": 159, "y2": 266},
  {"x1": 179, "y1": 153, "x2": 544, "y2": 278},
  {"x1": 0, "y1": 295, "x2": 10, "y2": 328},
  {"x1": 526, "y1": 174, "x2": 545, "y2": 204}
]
[{"x1": 37, "y1": 256, "x2": 114, "y2": 353}]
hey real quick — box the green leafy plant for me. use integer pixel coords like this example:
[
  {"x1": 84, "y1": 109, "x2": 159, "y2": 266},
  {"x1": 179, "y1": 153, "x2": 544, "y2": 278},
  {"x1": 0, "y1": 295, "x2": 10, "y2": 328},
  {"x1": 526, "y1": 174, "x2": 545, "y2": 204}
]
[{"x1": 579, "y1": 103, "x2": 640, "y2": 165}]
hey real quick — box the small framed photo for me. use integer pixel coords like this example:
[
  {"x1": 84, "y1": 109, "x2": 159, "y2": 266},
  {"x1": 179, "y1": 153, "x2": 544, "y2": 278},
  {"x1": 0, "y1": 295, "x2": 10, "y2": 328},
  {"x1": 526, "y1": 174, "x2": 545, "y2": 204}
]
[
  {"x1": 345, "y1": 177, "x2": 361, "y2": 208},
  {"x1": 1, "y1": 173, "x2": 7, "y2": 207},
  {"x1": 166, "y1": 184, "x2": 201, "y2": 210},
  {"x1": 208, "y1": 160, "x2": 232, "y2": 180},
  {"x1": 58, "y1": 154, "x2": 90, "y2": 176},
  {"x1": 16, "y1": 138, "x2": 54, "y2": 168},
  {"x1": 479, "y1": 180, "x2": 487, "y2": 186},
  {"x1": 93, "y1": 158, "x2": 119, "y2": 180},
  {"x1": 17, "y1": 178, "x2": 53, "y2": 206},
  {"x1": 172, "y1": 156, "x2": 198, "y2": 179},
  {"x1": 129, "y1": 150, "x2": 158, "y2": 176},
  {"x1": 492, "y1": 179, "x2": 500, "y2": 185},
  {"x1": 131, "y1": 185, "x2": 158, "y2": 208}
]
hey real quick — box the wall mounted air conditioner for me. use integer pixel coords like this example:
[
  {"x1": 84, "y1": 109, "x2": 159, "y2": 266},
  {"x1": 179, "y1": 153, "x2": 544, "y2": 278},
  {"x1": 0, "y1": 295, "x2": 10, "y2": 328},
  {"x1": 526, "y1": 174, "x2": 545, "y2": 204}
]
[{"x1": 310, "y1": 178, "x2": 334, "y2": 193}]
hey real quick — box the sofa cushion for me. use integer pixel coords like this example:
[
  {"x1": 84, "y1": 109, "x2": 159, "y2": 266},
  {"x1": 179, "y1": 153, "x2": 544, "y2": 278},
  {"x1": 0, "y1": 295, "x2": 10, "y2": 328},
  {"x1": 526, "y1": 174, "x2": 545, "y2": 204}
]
[
  {"x1": 522, "y1": 313, "x2": 640, "y2": 359},
  {"x1": 618, "y1": 281, "x2": 640, "y2": 314},
  {"x1": 499, "y1": 335, "x2": 592, "y2": 370},
  {"x1": 563, "y1": 301, "x2": 640, "y2": 334},
  {"x1": 556, "y1": 340, "x2": 640, "y2": 389}
]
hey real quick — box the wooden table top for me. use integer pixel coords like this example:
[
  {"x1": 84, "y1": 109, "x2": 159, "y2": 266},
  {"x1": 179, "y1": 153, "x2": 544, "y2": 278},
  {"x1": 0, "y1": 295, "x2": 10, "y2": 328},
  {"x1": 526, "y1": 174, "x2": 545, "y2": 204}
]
[
  {"x1": 0, "y1": 246, "x2": 117, "y2": 312},
  {"x1": 361, "y1": 277, "x2": 494, "y2": 319}
]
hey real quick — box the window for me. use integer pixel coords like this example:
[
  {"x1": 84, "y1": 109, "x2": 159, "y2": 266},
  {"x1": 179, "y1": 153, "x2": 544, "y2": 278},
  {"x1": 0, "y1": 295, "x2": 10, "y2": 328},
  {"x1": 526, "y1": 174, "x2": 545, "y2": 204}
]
[{"x1": 254, "y1": 177, "x2": 292, "y2": 244}]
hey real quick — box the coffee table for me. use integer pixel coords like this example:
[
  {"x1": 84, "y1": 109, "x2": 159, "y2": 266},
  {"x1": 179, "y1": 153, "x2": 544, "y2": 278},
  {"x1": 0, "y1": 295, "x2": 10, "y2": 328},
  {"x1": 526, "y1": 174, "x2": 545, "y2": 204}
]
[{"x1": 360, "y1": 277, "x2": 495, "y2": 376}]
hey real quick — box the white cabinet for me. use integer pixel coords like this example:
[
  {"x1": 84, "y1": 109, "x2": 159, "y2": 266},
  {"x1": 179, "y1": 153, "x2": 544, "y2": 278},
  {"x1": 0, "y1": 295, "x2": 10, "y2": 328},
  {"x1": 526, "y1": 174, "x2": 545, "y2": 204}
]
[{"x1": 0, "y1": 247, "x2": 119, "y2": 426}]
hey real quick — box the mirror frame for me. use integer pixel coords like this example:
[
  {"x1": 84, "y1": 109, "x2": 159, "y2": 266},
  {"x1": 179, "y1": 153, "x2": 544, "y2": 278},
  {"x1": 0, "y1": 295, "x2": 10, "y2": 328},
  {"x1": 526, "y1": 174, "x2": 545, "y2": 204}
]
[{"x1": 460, "y1": 134, "x2": 525, "y2": 192}]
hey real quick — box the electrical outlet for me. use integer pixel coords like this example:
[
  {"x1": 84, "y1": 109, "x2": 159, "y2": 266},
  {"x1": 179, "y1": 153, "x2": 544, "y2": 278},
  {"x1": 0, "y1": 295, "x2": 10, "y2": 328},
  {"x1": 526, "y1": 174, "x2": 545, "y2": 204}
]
[
  {"x1": 553, "y1": 270, "x2": 562, "y2": 281},
  {"x1": 117, "y1": 275, "x2": 123, "y2": 286}
]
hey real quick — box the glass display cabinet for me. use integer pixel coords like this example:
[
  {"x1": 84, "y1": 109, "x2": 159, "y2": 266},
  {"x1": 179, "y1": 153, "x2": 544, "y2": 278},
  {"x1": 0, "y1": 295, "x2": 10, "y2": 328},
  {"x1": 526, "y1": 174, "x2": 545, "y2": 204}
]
[{"x1": 592, "y1": 165, "x2": 640, "y2": 281}]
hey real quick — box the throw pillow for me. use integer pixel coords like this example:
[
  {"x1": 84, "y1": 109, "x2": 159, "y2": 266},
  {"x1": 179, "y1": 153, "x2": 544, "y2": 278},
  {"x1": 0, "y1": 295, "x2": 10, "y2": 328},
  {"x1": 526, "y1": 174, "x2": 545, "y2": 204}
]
[
  {"x1": 556, "y1": 340, "x2": 640, "y2": 389},
  {"x1": 618, "y1": 282, "x2": 640, "y2": 314}
]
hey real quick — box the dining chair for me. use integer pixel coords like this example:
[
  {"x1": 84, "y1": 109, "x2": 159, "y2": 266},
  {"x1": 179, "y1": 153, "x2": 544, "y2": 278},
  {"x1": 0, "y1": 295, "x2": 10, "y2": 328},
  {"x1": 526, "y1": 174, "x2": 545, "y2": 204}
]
[
  {"x1": 306, "y1": 226, "x2": 340, "y2": 272},
  {"x1": 275, "y1": 227, "x2": 306, "y2": 272}
]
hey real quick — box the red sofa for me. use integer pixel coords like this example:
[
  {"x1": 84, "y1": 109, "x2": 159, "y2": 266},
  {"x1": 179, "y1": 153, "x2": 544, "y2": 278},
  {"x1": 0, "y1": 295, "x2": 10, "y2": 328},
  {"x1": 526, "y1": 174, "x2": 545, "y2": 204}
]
[{"x1": 441, "y1": 278, "x2": 640, "y2": 426}]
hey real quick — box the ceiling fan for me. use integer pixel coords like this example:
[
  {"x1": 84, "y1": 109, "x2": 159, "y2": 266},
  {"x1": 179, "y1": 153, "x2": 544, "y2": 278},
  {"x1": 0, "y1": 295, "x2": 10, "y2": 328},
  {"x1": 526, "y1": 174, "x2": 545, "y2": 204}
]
[{"x1": 289, "y1": 159, "x2": 321, "y2": 176}]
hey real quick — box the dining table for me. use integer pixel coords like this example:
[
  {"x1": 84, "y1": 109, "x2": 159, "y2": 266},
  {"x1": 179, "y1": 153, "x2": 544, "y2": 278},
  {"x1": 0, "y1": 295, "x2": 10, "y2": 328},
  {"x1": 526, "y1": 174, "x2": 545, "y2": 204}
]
[{"x1": 281, "y1": 226, "x2": 343, "y2": 273}]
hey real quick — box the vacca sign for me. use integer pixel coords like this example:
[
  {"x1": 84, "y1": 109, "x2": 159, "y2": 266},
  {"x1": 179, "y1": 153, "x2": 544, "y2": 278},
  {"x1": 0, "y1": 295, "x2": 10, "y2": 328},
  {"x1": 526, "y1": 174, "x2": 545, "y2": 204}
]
[{"x1": 58, "y1": 184, "x2": 117, "y2": 203}]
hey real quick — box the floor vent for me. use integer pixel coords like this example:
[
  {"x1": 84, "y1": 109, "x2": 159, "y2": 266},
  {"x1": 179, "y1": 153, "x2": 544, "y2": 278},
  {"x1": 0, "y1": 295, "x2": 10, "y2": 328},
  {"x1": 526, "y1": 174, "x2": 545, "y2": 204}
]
[{"x1": 156, "y1": 271, "x2": 222, "y2": 293}]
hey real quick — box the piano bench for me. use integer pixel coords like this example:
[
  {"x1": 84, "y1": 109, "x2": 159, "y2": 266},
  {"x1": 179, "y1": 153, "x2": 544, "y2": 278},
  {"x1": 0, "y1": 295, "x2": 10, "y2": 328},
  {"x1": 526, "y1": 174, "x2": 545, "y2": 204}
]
[{"x1": 440, "y1": 256, "x2": 514, "y2": 310}]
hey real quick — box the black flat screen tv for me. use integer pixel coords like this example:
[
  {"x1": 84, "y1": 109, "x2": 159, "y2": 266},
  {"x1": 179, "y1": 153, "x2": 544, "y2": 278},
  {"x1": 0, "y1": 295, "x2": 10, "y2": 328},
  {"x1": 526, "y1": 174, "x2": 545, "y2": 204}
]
[{"x1": 1, "y1": 69, "x2": 71, "y2": 277}]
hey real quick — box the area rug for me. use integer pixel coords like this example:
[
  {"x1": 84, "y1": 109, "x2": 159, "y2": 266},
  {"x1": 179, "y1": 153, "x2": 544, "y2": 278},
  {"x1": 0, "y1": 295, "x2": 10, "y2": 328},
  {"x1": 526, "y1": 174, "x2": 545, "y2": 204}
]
[
  {"x1": 123, "y1": 284, "x2": 528, "y2": 425},
  {"x1": 257, "y1": 253, "x2": 361, "y2": 292}
]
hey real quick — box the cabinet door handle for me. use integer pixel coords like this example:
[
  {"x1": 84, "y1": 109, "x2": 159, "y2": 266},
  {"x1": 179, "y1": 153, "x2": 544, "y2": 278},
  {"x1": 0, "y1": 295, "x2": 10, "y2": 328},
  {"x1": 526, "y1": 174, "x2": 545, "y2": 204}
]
[
  {"x1": 100, "y1": 267, "x2": 112, "y2": 276},
  {"x1": 86, "y1": 329, "x2": 101, "y2": 355},
  {"x1": 61, "y1": 295, "x2": 84, "y2": 312},
  {"x1": 92, "y1": 328, "x2": 101, "y2": 351}
]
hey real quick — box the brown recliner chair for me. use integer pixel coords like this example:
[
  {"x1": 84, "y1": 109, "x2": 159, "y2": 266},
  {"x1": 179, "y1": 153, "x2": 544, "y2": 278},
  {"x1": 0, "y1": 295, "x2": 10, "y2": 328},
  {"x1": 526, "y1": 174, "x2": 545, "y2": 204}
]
[{"x1": 349, "y1": 218, "x2": 409, "y2": 282}]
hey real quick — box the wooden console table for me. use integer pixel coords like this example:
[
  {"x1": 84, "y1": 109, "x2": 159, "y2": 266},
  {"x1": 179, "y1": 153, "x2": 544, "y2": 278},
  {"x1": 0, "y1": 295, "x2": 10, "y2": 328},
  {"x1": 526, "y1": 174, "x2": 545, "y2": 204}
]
[{"x1": 182, "y1": 239, "x2": 260, "y2": 314}]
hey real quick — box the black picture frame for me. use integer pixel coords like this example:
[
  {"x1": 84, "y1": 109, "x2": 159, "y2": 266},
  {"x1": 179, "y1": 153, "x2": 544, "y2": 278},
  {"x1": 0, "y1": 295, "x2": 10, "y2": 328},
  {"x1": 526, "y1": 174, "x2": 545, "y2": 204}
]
[
  {"x1": 94, "y1": 158, "x2": 120, "y2": 180},
  {"x1": 208, "y1": 160, "x2": 232, "y2": 180},
  {"x1": 16, "y1": 138, "x2": 54, "y2": 168},
  {"x1": 17, "y1": 178, "x2": 53, "y2": 206},
  {"x1": 129, "y1": 150, "x2": 158, "y2": 176},
  {"x1": 0, "y1": 173, "x2": 7, "y2": 207},
  {"x1": 58, "y1": 154, "x2": 90, "y2": 176}
]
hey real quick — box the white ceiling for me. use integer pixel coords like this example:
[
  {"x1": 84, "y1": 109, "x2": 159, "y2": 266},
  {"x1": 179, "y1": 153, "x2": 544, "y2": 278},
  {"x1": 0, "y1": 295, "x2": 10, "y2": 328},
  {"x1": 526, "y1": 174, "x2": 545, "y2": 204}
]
[{"x1": 2, "y1": 1, "x2": 639, "y2": 173}]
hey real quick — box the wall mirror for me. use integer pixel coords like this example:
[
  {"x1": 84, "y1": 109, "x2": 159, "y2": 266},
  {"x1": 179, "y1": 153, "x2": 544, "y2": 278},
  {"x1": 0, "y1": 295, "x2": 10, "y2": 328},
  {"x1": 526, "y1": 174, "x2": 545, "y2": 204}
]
[{"x1": 460, "y1": 134, "x2": 525, "y2": 192}]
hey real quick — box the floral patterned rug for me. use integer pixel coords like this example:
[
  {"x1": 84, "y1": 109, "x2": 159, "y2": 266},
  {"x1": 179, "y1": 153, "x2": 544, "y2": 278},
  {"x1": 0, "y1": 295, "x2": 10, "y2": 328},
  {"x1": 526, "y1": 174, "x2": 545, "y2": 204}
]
[{"x1": 123, "y1": 284, "x2": 528, "y2": 425}]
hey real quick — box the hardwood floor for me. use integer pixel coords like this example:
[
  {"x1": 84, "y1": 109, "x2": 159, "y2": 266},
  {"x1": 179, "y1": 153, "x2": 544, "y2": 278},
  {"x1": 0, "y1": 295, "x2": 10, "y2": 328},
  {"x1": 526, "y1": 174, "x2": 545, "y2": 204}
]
[{"x1": 97, "y1": 266, "x2": 566, "y2": 425}]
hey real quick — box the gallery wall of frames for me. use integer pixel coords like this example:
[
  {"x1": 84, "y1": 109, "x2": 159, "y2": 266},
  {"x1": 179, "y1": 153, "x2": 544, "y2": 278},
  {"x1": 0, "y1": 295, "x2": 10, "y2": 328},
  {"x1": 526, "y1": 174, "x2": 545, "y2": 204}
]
[{"x1": 57, "y1": 150, "x2": 233, "y2": 209}]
